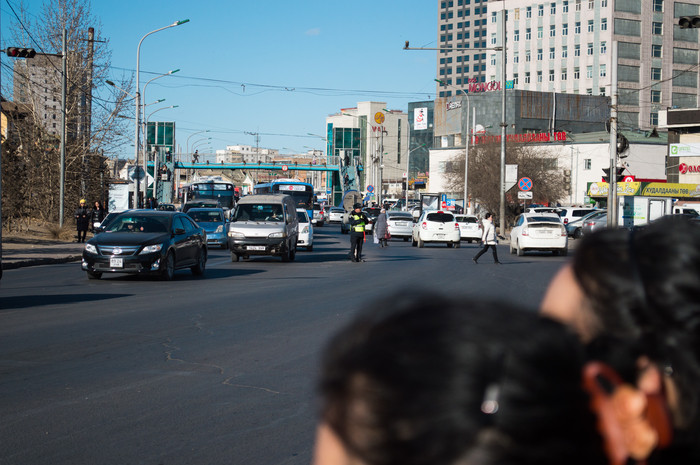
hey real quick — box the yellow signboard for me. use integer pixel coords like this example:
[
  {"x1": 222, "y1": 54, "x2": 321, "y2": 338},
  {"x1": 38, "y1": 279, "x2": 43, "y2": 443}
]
[
  {"x1": 374, "y1": 112, "x2": 385, "y2": 124},
  {"x1": 587, "y1": 182, "x2": 700, "y2": 198}
]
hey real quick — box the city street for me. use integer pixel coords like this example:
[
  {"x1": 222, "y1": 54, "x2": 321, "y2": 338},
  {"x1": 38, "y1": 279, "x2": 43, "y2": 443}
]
[{"x1": 0, "y1": 226, "x2": 568, "y2": 464}]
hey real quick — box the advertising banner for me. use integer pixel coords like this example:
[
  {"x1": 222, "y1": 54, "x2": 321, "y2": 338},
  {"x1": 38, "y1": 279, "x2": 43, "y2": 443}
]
[
  {"x1": 587, "y1": 182, "x2": 700, "y2": 198},
  {"x1": 414, "y1": 107, "x2": 428, "y2": 130},
  {"x1": 669, "y1": 143, "x2": 700, "y2": 157}
]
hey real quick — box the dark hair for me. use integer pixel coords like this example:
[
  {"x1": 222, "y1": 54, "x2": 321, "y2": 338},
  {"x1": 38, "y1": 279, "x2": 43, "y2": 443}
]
[
  {"x1": 318, "y1": 294, "x2": 606, "y2": 465},
  {"x1": 485, "y1": 212, "x2": 492, "y2": 219},
  {"x1": 573, "y1": 217, "x2": 700, "y2": 433}
]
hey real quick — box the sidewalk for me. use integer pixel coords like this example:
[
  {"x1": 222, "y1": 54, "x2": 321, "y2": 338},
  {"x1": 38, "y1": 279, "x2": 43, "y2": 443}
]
[{"x1": 2, "y1": 237, "x2": 85, "y2": 270}]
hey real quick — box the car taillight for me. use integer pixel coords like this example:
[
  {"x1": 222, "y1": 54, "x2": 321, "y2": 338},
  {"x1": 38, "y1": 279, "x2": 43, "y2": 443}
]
[
  {"x1": 564, "y1": 218, "x2": 569, "y2": 224},
  {"x1": 478, "y1": 223, "x2": 482, "y2": 229},
  {"x1": 422, "y1": 222, "x2": 427, "y2": 230},
  {"x1": 561, "y1": 227, "x2": 567, "y2": 236},
  {"x1": 455, "y1": 223, "x2": 459, "y2": 231},
  {"x1": 522, "y1": 228, "x2": 529, "y2": 236},
  {"x1": 585, "y1": 221, "x2": 593, "y2": 227}
]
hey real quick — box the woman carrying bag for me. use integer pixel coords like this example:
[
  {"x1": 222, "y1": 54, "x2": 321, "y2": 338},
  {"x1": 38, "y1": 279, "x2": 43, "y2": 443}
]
[
  {"x1": 375, "y1": 209, "x2": 389, "y2": 248},
  {"x1": 473, "y1": 212, "x2": 501, "y2": 264}
]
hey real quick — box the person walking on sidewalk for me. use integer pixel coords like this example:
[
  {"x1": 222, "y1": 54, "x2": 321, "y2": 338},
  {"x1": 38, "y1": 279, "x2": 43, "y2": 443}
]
[
  {"x1": 349, "y1": 203, "x2": 368, "y2": 262},
  {"x1": 473, "y1": 212, "x2": 501, "y2": 264},
  {"x1": 90, "y1": 201, "x2": 105, "y2": 233},
  {"x1": 75, "y1": 199, "x2": 90, "y2": 243},
  {"x1": 374, "y1": 209, "x2": 389, "y2": 248}
]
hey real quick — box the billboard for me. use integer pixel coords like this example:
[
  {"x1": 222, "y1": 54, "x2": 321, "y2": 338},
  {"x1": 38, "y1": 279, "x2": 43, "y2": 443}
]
[{"x1": 670, "y1": 143, "x2": 700, "y2": 157}]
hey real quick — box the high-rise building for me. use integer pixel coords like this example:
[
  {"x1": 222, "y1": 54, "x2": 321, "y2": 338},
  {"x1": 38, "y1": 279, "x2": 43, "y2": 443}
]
[
  {"x1": 13, "y1": 56, "x2": 62, "y2": 136},
  {"x1": 487, "y1": 0, "x2": 700, "y2": 131}
]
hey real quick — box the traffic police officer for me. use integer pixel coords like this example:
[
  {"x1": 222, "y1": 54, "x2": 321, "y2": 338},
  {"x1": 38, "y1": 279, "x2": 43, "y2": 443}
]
[{"x1": 349, "y1": 203, "x2": 369, "y2": 262}]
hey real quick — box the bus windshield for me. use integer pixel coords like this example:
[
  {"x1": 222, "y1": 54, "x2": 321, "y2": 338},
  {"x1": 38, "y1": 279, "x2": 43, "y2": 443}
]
[
  {"x1": 254, "y1": 181, "x2": 314, "y2": 211},
  {"x1": 190, "y1": 182, "x2": 235, "y2": 209}
]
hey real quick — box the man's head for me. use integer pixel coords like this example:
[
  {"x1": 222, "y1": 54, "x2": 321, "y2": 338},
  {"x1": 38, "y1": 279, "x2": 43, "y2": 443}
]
[
  {"x1": 485, "y1": 212, "x2": 492, "y2": 220},
  {"x1": 80, "y1": 199, "x2": 86, "y2": 206},
  {"x1": 353, "y1": 203, "x2": 362, "y2": 212}
]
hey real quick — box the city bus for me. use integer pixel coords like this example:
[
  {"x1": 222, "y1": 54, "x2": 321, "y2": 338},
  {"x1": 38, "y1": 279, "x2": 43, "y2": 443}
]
[
  {"x1": 187, "y1": 181, "x2": 236, "y2": 209},
  {"x1": 253, "y1": 178, "x2": 315, "y2": 218}
]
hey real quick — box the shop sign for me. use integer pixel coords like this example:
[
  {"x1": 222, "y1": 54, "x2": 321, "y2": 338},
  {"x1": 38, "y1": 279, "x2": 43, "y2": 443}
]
[
  {"x1": 447, "y1": 101, "x2": 462, "y2": 111},
  {"x1": 679, "y1": 163, "x2": 700, "y2": 174},
  {"x1": 474, "y1": 131, "x2": 567, "y2": 145},
  {"x1": 670, "y1": 143, "x2": 700, "y2": 157},
  {"x1": 587, "y1": 182, "x2": 700, "y2": 198}
]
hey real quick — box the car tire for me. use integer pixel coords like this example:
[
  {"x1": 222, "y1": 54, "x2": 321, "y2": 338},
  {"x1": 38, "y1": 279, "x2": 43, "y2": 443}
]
[
  {"x1": 411, "y1": 236, "x2": 417, "y2": 247},
  {"x1": 160, "y1": 251, "x2": 175, "y2": 281},
  {"x1": 191, "y1": 248, "x2": 206, "y2": 276},
  {"x1": 403, "y1": 237, "x2": 409, "y2": 242},
  {"x1": 510, "y1": 243, "x2": 516, "y2": 254},
  {"x1": 87, "y1": 271, "x2": 102, "y2": 280},
  {"x1": 467, "y1": 239, "x2": 472, "y2": 243},
  {"x1": 447, "y1": 242, "x2": 453, "y2": 248},
  {"x1": 454, "y1": 241, "x2": 460, "y2": 248},
  {"x1": 231, "y1": 251, "x2": 239, "y2": 262},
  {"x1": 574, "y1": 228, "x2": 583, "y2": 239},
  {"x1": 307, "y1": 244, "x2": 313, "y2": 251},
  {"x1": 516, "y1": 241, "x2": 524, "y2": 257},
  {"x1": 418, "y1": 237, "x2": 424, "y2": 248}
]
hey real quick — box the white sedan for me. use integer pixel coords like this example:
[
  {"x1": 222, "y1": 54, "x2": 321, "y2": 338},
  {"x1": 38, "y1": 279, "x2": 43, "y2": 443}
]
[
  {"x1": 296, "y1": 208, "x2": 314, "y2": 251},
  {"x1": 386, "y1": 212, "x2": 414, "y2": 241},
  {"x1": 510, "y1": 213, "x2": 567, "y2": 256},
  {"x1": 453, "y1": 214, "x2": 481, "y2": 242},
  {"x1": 411, "y1": 211, "x2": 461, "y2": 248}
]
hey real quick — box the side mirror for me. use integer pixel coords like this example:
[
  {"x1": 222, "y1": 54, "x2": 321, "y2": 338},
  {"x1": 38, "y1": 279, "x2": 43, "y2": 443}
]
[
  {"x1": 174, "y1": 228, "x2": 186, "y2": 235},
  {"x1": 94, "y1": 226, "x2": 104, "y2": 234}
]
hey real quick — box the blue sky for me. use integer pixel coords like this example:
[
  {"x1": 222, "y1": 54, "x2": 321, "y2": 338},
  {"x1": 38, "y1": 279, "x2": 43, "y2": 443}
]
[{"x1": 2, "y1": 0, "x2": 438, "y2": 159}]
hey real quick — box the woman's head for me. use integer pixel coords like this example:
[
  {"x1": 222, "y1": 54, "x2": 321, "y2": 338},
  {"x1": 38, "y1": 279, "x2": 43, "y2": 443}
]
[
  {"x1": 315, "y1": 294, "x2": 606, "y2": 465},
  {"x1": 485, "y1": 212, "x2": 492, "y2": 220}
]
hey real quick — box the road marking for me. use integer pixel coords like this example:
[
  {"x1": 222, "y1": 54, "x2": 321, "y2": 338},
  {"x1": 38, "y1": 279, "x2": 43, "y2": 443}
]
[{"x1": 208, "y1": 259, "x2": 232, "y2": 267}]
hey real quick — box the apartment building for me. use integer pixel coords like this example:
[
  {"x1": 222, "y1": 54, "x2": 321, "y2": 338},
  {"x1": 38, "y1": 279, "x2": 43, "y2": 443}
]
[{"x1": 12, "y1": 55, "x2": 62, "y2": 136}]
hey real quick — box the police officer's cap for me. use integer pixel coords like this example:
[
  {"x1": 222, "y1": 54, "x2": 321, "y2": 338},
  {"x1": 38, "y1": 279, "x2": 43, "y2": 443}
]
[{"x1": 353, "y1": 203, "x2": 362, "y2": 209}]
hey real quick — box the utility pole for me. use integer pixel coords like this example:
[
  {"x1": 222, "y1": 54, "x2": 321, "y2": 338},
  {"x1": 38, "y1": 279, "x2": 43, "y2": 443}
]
[
  {"x1": 499, "y1": 9, "x2": 507, "y2": 237},
  {"x1": 60, "y1": 28, "x2": 67, "y2": 227},
  {"x1": 608, "y1": 41, "x2": 619, "y2": 228}
]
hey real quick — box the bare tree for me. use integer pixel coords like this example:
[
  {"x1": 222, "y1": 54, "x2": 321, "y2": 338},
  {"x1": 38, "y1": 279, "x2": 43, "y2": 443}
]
[
  {"x1": 444, "y1": 141, "x2": 567, "y2": 224},
  {"x1": 2, "y1": 0, "x2": 133, "y2": 230}
]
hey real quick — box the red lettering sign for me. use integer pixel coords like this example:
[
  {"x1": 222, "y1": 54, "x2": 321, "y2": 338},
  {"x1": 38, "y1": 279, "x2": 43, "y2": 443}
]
[
  {"x1": 472, "y1": 131, "x2": 567, "y2": 145},
  {"x1": 679, "y1": 163, "x2": 700, "y2": 174}
]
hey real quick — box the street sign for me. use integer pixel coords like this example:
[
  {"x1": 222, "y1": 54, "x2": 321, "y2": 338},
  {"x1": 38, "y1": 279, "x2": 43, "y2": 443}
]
[
  {"x1": 128, "y1": 166, "x2": 146, "y2": 182},
  {"x1": 367, "y1": 185, "x2": 374, "y2": 193},
  {"x1": 326, "y1": 189, "x2": 332, "y2": 194},
  {"x1": 518, "y1": 191, "x2": 533, "y2": 199},
  {"x1": 505, "y1": 164, "x2": 518, "y2": 192},
  {"x1": 518, "y1": 177, "x2": 533, "y2": 191},
  {"x1": 403, "y1": 172, "x2": 407, "y2": 178},
  {"x1": 282, "y1": 165, "x2": 288, "y2": 171}
]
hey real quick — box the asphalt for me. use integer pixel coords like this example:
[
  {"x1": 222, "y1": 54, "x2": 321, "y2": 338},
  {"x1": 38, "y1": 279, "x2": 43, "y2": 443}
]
[{"x1": 1, "y1": 240, "x2": 86, "y2": 270}]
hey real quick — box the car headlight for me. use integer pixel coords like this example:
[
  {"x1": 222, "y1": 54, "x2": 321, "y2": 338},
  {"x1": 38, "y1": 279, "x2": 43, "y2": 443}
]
[
  {"x1": 140, "y1": 244, "x2": 163, "y2": 254},
  {"x1": 84, "y1": 243, "x2": 97, "y2": 254},
  {"x1": 228, "y1": 231, "x2": 245, "y2": 239},
  {"x1": 215, "y1": 225, "x2": 223, "y2": 233},
  {"x1": 268, "y1": 232, "x2": 285, "y2": 238},
  {"x1": 302, "y1": 226, "x2": 309, "y2": 234}
]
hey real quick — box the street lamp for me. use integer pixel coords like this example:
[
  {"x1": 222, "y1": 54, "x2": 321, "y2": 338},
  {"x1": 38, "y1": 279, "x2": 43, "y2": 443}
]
[
  {"x1": 134, "y1": 19, "x2": 189, "y2": 208},
  {"x1": 146, "y1": 105, "x2": 178, "y2": 201},
  {"x1": 142, "y1": 69, "x2": 179, "y2": 185}
]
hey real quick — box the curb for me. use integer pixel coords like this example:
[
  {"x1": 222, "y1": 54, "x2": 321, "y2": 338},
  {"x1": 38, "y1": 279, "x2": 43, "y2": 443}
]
[{"x1": 2, "y1": 255, "x2": 82, "y2": 270}]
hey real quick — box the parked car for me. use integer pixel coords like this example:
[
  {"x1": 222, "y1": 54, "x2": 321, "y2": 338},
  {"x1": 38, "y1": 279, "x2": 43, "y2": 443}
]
[
  {"x1": 363, "y1": 208, "x2": 382, "y2": 234},
  {"x1": 296, "y1": 208, "x2": 314, "y2": 251},
  {"x1": 453, "y1": 214, "x2": 482, "y2": 242},
  {"x1": 227, "y1": 194, "x2": 299, "y2": 262},
  {"x1": 510, "y1": 213, "x2": 567, "y2": 256},
  {"x1": 566, "y1": 210, "x2": 605, "y2": 239},
  {"x1": 186, "y1": 208, "x2": 228, "y2": 249},
  {"x1": 386, "y1": 211, "x2": 414, "y2": 241},
  {"x1": 525, "y1": 207, "x2": 561, "y2": 215},
  {"x1": 581, "y1": 212, "x2": 608, "y2": 236},
  {"x1": 558, "y1": 207, "x2": 599, "y2": 225},
  {"x1": 411, "y1": 211, "x2": 461, "y2": 248},
  {"x1": 328, "y1": 207, "x2": 345, "y2": 223},
  {"x1": 81, "y1": 211, "x2": 207, "y2": 280}
]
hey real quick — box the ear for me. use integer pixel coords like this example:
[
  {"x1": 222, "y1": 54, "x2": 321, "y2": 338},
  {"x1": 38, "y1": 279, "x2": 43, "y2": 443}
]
[{"x1": 636, "y1": 358, "x2": 674, "y2": 449}]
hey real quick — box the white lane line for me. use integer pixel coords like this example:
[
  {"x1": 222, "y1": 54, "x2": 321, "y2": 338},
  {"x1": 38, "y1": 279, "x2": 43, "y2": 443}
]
[{"x1": 208, "y1": 259, "x2": 232, "y2": 267}]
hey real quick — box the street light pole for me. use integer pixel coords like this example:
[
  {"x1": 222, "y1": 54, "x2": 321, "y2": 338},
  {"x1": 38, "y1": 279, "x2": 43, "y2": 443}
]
[
  {"x1": 498, "y1": 9, "x2": 507, "y2": 237},
  {"x1": 146, "y1": 105, "x2": 178, "y2": 202}
]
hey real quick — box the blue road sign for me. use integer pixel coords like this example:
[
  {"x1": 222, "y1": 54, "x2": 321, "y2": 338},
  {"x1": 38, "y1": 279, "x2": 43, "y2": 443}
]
[
  {"x1": 518, "y1": 177, "x2": 533, "y2": 191},
  {"x1": 367, "y1": 185, "x2": 374, "y2": 193}
]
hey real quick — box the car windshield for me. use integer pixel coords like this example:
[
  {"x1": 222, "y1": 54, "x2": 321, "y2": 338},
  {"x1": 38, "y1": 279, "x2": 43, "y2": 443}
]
[
  {"x1": 455, "y1": 216, "x2": 478, "y2": 223},
  {"x1": 331, "y1": 208, "x2": 344, "y2": 213},
  {"x1": 388, "y1": 213, "x2": 413, "y2": 220},
  {"x1": 297, "y1": 211, "x2": 309, "y2": 223},
  {"x1": 365, "y1": 208, "x2": 381, "y2": 217},
  {"x1": 105, "y1": 215, "x2": 170, "y2": 233},
  {"x1": 234, "y1": 204, "x2": 284, "y2": 222},
  {"x1": 188, "y1": 211, "x2": 223, "y2": 223},
  {"x1": 426, "y1": 213, "x2": 455, "y2": 222},
  {"x1": 527, "y1": 216, "x2": 561, "y2": 223}
]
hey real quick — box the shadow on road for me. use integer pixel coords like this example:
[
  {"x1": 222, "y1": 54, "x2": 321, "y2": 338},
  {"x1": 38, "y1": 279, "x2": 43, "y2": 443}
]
[{"x1": 1, "y1": 293, "x2": 133, "y2": 311}]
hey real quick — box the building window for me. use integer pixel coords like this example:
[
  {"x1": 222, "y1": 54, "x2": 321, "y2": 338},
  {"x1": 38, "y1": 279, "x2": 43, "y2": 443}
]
[
  {"x1": 575, "y1": 44, "x2": 581, "y2": 56},
  {"x1": 652, "y1": 22, "x2": 662, "y2": 35},
  {"x1": 587, "y1": 88, "x2": 593, "y2": 95},
  {"x1": 491, "y1": 33, "x2": 497, "y2": 44},
  {"x1": 539, "y1": 5, "x2": 544, "y2": 16},
  {"x1": 650, "y1": 113, "x2": 659, "y2": 125},
  {"x1": 600, "y1": 64, "x2": 607, "y2": 77},
  {"x1": 492, "y1": 11, "x2": 497, "y2": 22},
  {"x1": 584, "y1": 159, "x2": 591, "y2": 170},
  {"x1": 601, "y1": 42, "x2": 607, "y2": 54},
  {"x1": 587, "y1": 43, "x2": 594, "y2": 55},
  {"x1": 526, "y1": 28, "x2": 531, "y2": 40},
  {"x1": 562, "y1": 46, "x2": 568, "y2": 57},
  {"x1": 587, "y1": 66, "x2": 593, "y2": 78},
  {"x1": 537, "y1": 48, "x2": 543, "y2": 60},
  {"x1": 588, "y1": 20, "x2": 594, "y2": 32},
  {"x1": 514, "y1": 73, "x2": 519, "y2": 84},
  {"x1": 574, "y1": 67, "x2": 580, "y2": 79},
  {"x1": 550, "y1": 47, "x2": 556, "y2": 59},
  {"x1": 551, "y1": 2, "x2": 557, "y2": 14},
  {"x1": 525, "y1": 72, "x2": 531, "y2": 83},
  {"x1": 653, "y1": 0, "x2": 663, "y2": 12},
  {"x1": 601, "y1": 18, "x2": 607, "y2": 31},
  {"x1": 651, "y1": 44, "x2": 662, "y2": 58},
  {"x1": 550, "y1": 25, "x2": 556, "y2": 37},
  {"x1": 562, "y1": 23, "x2": 569, "y2": 35},
  {"x1": 651, "y1": 90, "x2": 661, "y2": 103},
  {"x1": 562, "y1": 69, "x2": 568, "y2": 80},
  {"x1": 514, "y1": 29, "x2": 520, "y2": 41},
  {"x1": 491, "y1": 54, "x2": 497, "y2": 65},
  {"x1": 513, "y1": 52, "x2": 520, "y2": 63},
  {"x1": 601, "y1": 0, "x2": 607, "y2": 6},
  {"x1": 600, "y1": 87, "x2": 606, "y2": 96},
  {"x1": 588, "y1": 0, "x2": 594, "y2": 8},
  {"x1": 537, "y1": 71, "x2": 543, "y2": 82},
  {"x1": 538, "y1": 26, "x2": 544, "y2": 39},
  {"x1": 526, "y1": 50, "x2": 531, "y2": 61},
  {"x1": 514, "y1": 8, "x2": 520, "y2": 20},
  {"x1": 576, "y1": 0, "x2": 581, "y2": 10},
  {"x1": 651, "y1": 67, "x2": 662, "y2": 80},
  {"x1": 575, "y1": 22, "x2": 581, "y2": 34},
  {"x1": 549, "y1": 69, "x2": 555, "y2": 81},
  {"x1": 526, "y1": 6, "x2": 532, "y2": 17}
]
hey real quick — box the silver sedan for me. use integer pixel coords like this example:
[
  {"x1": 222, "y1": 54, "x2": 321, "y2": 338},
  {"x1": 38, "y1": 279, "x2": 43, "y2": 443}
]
[{"x1": 386, "y1": 212, "x2": 414, "y2": 241}]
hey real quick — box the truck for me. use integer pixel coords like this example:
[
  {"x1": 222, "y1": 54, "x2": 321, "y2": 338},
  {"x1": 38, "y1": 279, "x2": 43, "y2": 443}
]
[{"x1": 619, "y1": 196, "x2": 674, "y2": 228}]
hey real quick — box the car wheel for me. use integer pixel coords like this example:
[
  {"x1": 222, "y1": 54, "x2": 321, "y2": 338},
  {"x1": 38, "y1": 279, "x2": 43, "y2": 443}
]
[
  {"x1": 516, "y1": 241, "x2": 524, "y2": 257},
  {"x1": 411, "y1": 236, "x2": 417, "y2": 247},
  {"x1": 510, "y1": 243, "x2": 515, "y2": 254},
  {"x1": 191, "y1": 248, "x2": 206, "y2": 276},
  {"x1": 418, "y1": 237, "x2": 424, "y2": 248},
  {"x1": 454, "y1": 241, "x2": 460, "y2": 248},
  {"x1": 447, "y1": 242, "x2": 453, "y2": 248},
  {"x1": 467, "y1": 239, "x2": 472, "y2": 243},
  {"x1": 307, "y1": 244, "x2": 313, "y2": 252},
  {"x1": 231, "y1": 251, "x2": 239, "y2": 262},
  {"x1": 559, "y1": 247, "x2": 568, "y2": 257},
  {"x1": 160, "y1": 251, "x2": 175, "y2": 281},
  {"x1": 403, "y1": 237, "x2": 409, "y2": 242},
  {"x1": 87, "y1": 271, "x2": 102, "y2": 280},
  {"x1": 574, "y1": 228, "x2": 583, "y2": 239}
]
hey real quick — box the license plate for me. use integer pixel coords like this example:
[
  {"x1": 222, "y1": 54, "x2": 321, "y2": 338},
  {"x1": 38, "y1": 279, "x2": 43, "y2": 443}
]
[
  {"x1": 110, "y1": 258, "x2": 123, "y2": 268},
  {"x1": 435, "y1": 234, "x2": 445, "y2": 238},
  {"x1": 247, "y1": 245, "x2": 266, "y2": 251},
  {"x1": 539, "y1": 230, "x2": 553, "y2": 235},
  {"x1": 396, "y1": 222, "x2": 407, "y2": 226}
]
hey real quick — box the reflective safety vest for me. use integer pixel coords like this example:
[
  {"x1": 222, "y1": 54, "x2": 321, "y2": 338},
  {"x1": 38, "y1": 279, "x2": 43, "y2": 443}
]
[{"x1": 351, "y1": 214, "x2": 365, "y2": 232}]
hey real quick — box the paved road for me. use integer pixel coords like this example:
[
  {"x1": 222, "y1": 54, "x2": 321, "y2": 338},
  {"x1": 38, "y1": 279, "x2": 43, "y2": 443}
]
[{"x1": 0, "y1": 226, "x2": 568, "y2": 464}]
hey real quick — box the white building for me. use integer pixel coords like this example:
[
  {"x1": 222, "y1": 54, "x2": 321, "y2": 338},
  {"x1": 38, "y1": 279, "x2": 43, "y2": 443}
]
[{"x1": 215, "y1": 145, "x2": 279, "y2": 163}]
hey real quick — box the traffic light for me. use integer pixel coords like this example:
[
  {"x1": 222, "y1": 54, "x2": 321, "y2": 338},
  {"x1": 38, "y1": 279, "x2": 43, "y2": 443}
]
[
  {"x1": 679, "y1": 16, "x2": 700, "y2": 28},
  {"x1": 6, "y1": 47, "x2": 36, "y2": 58},
  {"x1": 564, "y1": 170, "x2": 572, "y2": 194},
  {"x1": 602, "y1": 167, "x2": 625, "y2": 183}
]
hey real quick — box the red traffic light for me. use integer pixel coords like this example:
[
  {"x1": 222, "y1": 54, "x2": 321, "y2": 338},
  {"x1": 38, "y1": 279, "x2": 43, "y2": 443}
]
[
  {"x1": 6, "y1": 47, "x2": 36, "y2": 58},
  {"x1": 679, "y1": 16, "x2": 700, "y2": 28}
]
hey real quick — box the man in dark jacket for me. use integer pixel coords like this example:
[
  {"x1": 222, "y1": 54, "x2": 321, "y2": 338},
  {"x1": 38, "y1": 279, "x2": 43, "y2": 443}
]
[
  {"x1": 349, "y1": 203, "x2": 369, "y2": 262},
  {"x1": 75, "y1": 199, "x2": 90, "y2": 242}
]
